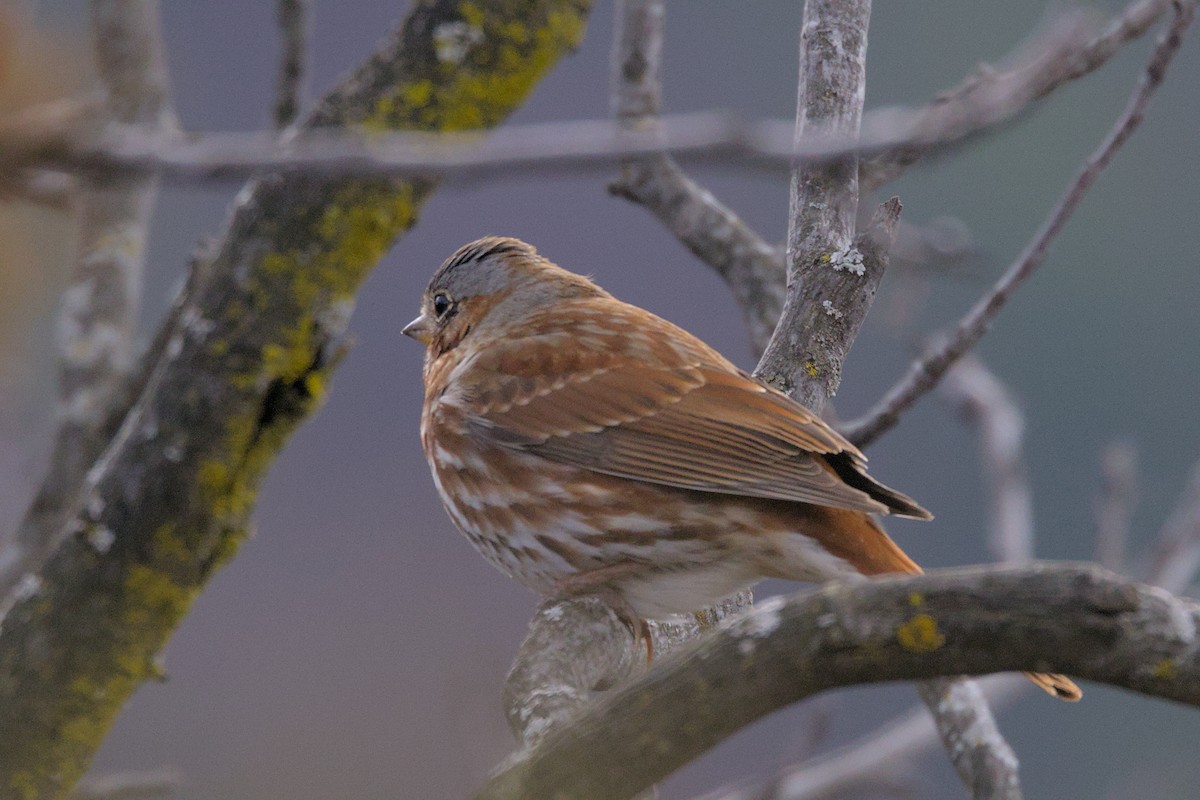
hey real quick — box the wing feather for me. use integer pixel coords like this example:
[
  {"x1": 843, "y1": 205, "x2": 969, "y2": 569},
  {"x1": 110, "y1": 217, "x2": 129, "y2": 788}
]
[{"x1": 458, "y1": 301, "x2": 928, "y2": 518}]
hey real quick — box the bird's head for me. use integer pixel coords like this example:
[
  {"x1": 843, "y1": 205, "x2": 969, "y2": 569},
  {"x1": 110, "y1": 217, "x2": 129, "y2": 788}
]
[{"x1": 403, "y1": 236, "x2": 607, "y2": 356}]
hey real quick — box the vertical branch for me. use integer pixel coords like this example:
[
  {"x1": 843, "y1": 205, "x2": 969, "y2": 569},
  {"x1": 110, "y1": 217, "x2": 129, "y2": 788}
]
[
  {"x1": 0, "y1": 0, "x2": 175, "y2": 604},
  {"x1": 943, "y1": 358, "x2": 1034, "y2": 564},
  {"x1": 750, "y1": 4, "x2": 1025, "y2": 798},
  {"x1": 1094, "y1": 442, "x2": 1137, "y2": 572},
  {"x1": 275, "y1": 0, "x2": 310, "y2": 129},
  {"x1": 1144, "y1": 460, "x2": 1200, "y2": 593},
  {"x1": 754, "y1": 0, "x2": 869, "y2": 408}
]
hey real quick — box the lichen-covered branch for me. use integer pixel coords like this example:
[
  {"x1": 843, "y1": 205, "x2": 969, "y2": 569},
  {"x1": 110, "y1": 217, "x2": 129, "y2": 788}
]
[
  {"x1": 0, "y1": 0, "x2": 175, "y2": 612},
  {"x1": 479, "y1": 563, "x2": 1200, "y2": 800},
  {"x1": 842, "y1": 0, "x2": 1195, "y2": 448},
  {"x1": 0, "y1": 2, "x2": 592, "y2": 797}
]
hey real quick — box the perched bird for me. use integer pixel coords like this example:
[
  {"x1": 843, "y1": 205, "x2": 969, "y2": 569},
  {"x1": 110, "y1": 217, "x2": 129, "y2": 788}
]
[{"x1": 404, "y1": 236, "x2": 1080, "y2": 701}]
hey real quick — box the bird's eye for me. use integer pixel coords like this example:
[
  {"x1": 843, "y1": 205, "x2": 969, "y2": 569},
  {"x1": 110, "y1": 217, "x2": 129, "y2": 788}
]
[{"x1": 432, "y1": 292, "x2": 455, "y2": 320}]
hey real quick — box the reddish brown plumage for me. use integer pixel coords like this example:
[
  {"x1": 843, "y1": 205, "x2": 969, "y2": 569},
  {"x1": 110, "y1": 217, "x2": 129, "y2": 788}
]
[{"x1": 405, "y1": 236, "x2": 1080, "y2": 701}]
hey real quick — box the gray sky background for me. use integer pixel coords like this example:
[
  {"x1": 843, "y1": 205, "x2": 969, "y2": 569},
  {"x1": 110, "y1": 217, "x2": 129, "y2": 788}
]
[{"x1": 3, "y1": 1, "x2": 1200, "y2": 798}]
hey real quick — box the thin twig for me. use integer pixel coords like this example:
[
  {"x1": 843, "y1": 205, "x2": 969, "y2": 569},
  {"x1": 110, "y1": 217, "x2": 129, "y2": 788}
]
[
  {"x1": 274, "y1": 0, "x2": 309, "y2": 129},
  {"x1": 943, "y1": 357, "x2": 1034, "y2": 564},
  {"x1": 70, "y1": 769, "x2": 179, "y2": 800},
  {"x1": 1143, "y1": 459, "x2": 1200, "y2": 594},
  {"x1": 862, "y1": 0, "x2": 1173, "y2": 190},
  {"x1": 842, "y1": 1, "x2": 1196, "y2": 448},
  {"x1": 608, "y1": 0, "x2": 782, "y2": 353},
  {"x1": 1095, "y1": 441, "x2": 1138, "y2": 572}
]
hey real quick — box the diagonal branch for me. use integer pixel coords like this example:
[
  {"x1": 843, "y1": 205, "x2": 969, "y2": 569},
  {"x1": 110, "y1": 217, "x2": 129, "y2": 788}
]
[
  {"x1": 861, "y1": 0, "x2": 1173, "y2": 190},
  {"x1": 842, "y1": 0, "x2": 1196, "y2": 448}
]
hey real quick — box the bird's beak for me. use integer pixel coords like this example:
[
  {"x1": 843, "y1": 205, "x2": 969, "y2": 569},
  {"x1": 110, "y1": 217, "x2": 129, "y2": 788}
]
[{"x1": 402, "y1": 313, "x2": 434, "y2": 345}]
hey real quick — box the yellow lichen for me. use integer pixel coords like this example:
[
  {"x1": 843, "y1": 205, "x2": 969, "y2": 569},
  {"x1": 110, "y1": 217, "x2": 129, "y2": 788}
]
[
  {"x1": 908, "y1": 592, "x2": 924, "y2": 607},
  {"x1": 123, "y1": 565, "x2": 193, "y2": 631},
  {"x1": 802, "y1": 361, "x2": 818, "y2": 377},
  {"x1": 1152, "y1": 658, "x2": 1178, "y2": 680},
  {"x1": 897, "y1": 614, "x2": 945, "y2": 653},
  {"x1": 363, "y1": 6, "x2": 587, "y2": 134}
]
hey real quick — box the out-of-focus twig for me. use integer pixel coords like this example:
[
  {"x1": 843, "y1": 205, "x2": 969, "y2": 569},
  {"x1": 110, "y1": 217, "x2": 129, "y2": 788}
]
[
  {"x1": 1095, "y1": 441, "x2": 1138, "y2": 572},
  {"x1": 1144, "y1": 460, "x2": 1200, "y2": 594},
  {"x1": 862, "y1": 0, "x2": 1174, "y2": 190},
  {"x1": 944, "y1": 357, "x2": 1034, "y2": 564},
  {"x1": 70, "y1": 769, "x2": 179, "y2": 800},
  {"x1": 274, "y1": 0, "x2": 309, "y2": 129},
  {"x1": 0, "y1": 0, "x2": 175, "y2": 614},
  {"x1": 842, "y1": 1, "x2": 1196, "y2": 448}
]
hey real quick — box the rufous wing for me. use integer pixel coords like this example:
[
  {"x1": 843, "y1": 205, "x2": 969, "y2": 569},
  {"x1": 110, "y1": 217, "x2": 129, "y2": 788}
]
[{"x1": 460, "y1": 300, "x2": 930, "y2": 519}]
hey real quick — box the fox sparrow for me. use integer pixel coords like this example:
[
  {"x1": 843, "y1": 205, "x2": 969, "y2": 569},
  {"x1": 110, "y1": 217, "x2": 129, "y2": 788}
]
[{"x1": 404, "y1": 236, "x2": 1080, "y2": 701}]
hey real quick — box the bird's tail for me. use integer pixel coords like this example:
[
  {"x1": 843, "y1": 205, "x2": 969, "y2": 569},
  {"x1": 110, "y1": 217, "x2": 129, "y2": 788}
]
[{"x1": 790, "y1": 507, "x2": 1082, "y2": 701}]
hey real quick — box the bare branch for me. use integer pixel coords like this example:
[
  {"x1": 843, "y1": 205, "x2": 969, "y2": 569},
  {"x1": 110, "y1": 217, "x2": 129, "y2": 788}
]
[
  {"x1": 274, "y1": 0, "x2": 310, "y2": 129},
  {"x1": 478, "y1": 563, "x2": 1200, "y2": 800},
  {"x1": 749, "y1": 4, "x2": 1019, "y2": 796},
  {"x1": 861, "y1": 0, "x2": 1174, "y2": 190},
  {"x1": 915, "y1": 678, "x2": 1020, "y2": 800},
  {"x1": 70, "y1": 769, "x2": 179, "y2": 800},
  {"x1": 942, "y1": 357, "x2": 1034, "y2": 564},
  {"x1": 1095, "y1": 441, "x2": 1138, "y2": 572},
  {"x1": 608, "y1": 0, "x2": 782, "y2": 352},
  {"x1": 1144, "y1": 460, "x2": 1200, "y2": 594},
  {"x1": 0, "y1": 0, "x2": 175, "y2": 609},
  {"x1": 505, "y1": 599, "x2": 645, "y2": 749},
  {"x1": 842, "y1": 1, "x2": 1196, "y2": 448},
  {"x1": 752, "y1": 0, "x2": 869, "y2": 409}
]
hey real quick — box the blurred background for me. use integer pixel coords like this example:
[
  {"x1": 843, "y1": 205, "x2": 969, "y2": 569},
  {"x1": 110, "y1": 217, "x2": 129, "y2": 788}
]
[{"x1": 2, "y1": 1, "x2": 1199, "y2": 797}]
